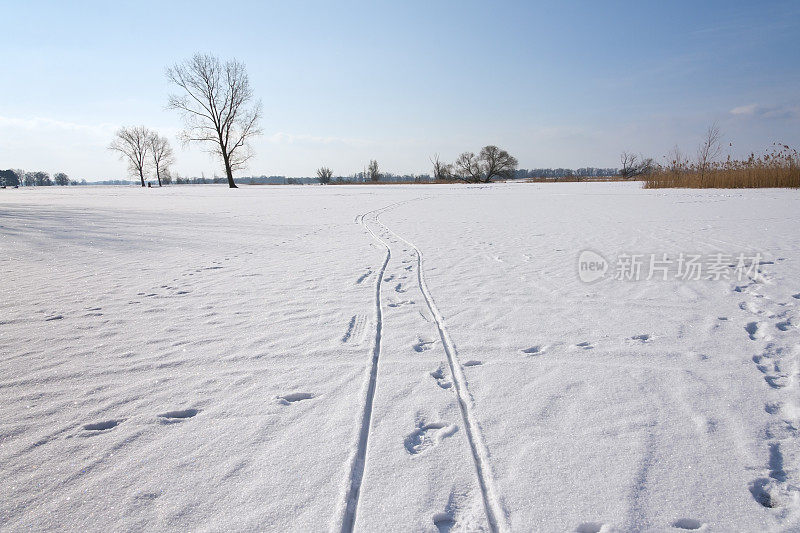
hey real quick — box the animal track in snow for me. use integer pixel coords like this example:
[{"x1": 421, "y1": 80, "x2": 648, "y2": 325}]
[
  {"x1": 388, "y1": 299, "x2": 415, "y2": 308},
  {"x1": 522, "y1": 345, "x2": 546, "y2": 355},
  {"x1": 672, "y1": 518, "x2": 704, "y2": 530},
  {"x1": 749, "y1": 477, "x2": 777, "y2": 508},
  {"x1": 83, "y1": 419, "x2": 121, "y2": 431},
  {"x1": 463, "y1": 360, "x2": 482, "y2": 367},
  {"x1": 745, "y1": 321, "x2": 766, "y2": 340},
  {"x1": 576, "y1": 341, "x2": 594, "y2": 350},
  {"x1": 433, "y1": 513, "x2": 455, "y2": 533},
  {"x1": 430, "y1": 367, "x2": 452, "y2": 389},
  {"x1": 277, "y1": 392, "x2": 314, "y2": 405},
  {"x1": 403, "y1": 422, "x2": 456, "y2": 454},
  {"x1": 575, "y1": 522, "x2": 608, "y2": 533},
  {"x1": 356, "y1": 269, "x2": 373, "y2": 284},
  {"x1": 792, "y1": 293, "x2": 800, "y2": 299},
  {"x1": 414, "y1": 338, "x2": 435, "y2": 352},
  {"x1": 158, "y1": 408, "x2": 199, "y2": 421},
  {"x1": 394, "y1": 282, "x2": 407, "y2": 293},
  {"x1": 45, "y1": 315, "x2": 64, "y2": 321},
  {"x1": 629, "y1": 334, "x2": 651, "y2": 343}
]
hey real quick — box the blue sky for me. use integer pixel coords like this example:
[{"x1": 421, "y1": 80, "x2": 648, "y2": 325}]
[{"x1": 2, "y1": 0, "x2": 799, "y2": 180}]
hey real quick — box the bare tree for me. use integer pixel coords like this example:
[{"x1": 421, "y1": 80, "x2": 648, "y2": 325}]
[
  {"x1": 368, "y1": 159, "x2": 380, "y2": 182},
  {"x1": 316, "y1": 166, "x2": 333, "y2": 184},
  {"x1": 166, "y1": 53, "x2": 262, "y2": 189},
  {"x1": 454, "y1": 145, "x2": 518, "y2": 183},
  {"x1": 54, "y1": 172, "x2": 70, "y2": 186},
  {"x1": 109, "y1": 126, "x2": 151, "y2": 187},
  {"x1": 697, "y1": 123, "x2": 723, "y2": 181},
  {"x1": 431, "y1": 154, "x2": 453, "y2": 180},
  {"x1": 23, "y1": 172, "x2": 35, "y2": 187},
  {"x1": 148, "y1": 133, "x2": 175, "y2": 187},
  {"x1": 619, "y1": 151, "x2": 655, "y2": 178}
]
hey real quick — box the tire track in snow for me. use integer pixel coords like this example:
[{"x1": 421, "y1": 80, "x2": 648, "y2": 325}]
[
  {"x1": 334, "y1": 206, "x2": 394, "y2": 533},
  {"x1": 374, "y1": 211, "x2": 511, "y2": 533}
]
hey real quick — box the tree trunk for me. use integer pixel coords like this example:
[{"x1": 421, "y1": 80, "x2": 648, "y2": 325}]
[
  {"x1": 139, "y1": 169, "x2": 145, "y2": 187},
  {"x1": 156, "y1": 168, "x2": 162, "y2": 187},
  {"x1": 222, "y1": 153, "x2": 237, "y2": 188}
]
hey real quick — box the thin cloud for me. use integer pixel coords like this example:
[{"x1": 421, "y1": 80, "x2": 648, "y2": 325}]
[{"x1": 729, "y1": 103, "x2": 798, "y2": 120}]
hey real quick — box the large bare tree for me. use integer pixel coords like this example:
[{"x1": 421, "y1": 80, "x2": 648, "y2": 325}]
[
  {"x1": 148, "y1": 132, "x2": 175, "y2": 187},
  {"x1": 109, "y1": 126, "x2": 151, "y2": 187},
  {"x1": 454, "y1": 145, "x2": 518, "y2": 183},
  {"x1": 166, "y1": 53, "x2": 262, "y2": 188}
]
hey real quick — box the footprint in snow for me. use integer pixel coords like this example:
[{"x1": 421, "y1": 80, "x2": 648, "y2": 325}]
[
  {"x1": 404, "y1": 422, "x2": 457, "y2": 454},
  {"x1": 433, "y1": 513, "x2": 455, "y2": 533},
  {"x1": 672, "y1": 518, "x2": 704, "y2": 530},
  {"x1": 463, "y1": 360, "x2": 482, "y2": 367},
  {"x1": 576, "y1": 341, "x2": 594, "y2": 350},
  {"x1": 158, "y1": 409, "x2": 199, "y2": 422},
  {"x1": 430, "y1": 367, "x2": 452, "y2": 389},
  {"x1": 522, "y1": 345, "x2": 546, "y2": 355},
  {"x1": 629, "y1": 334, "x2": 651, "y2": 343},
  {"x1": 575, "y1": 522, "x2": 610, "y2": 533},
  {"x1": 45, "y1": 315, "x2": 64, "y2": 321},
  {"x1": 83, "y1": 419, "x2": 121, "y2": 432},
  {"x1": 277, "y1": 392, "x2": 314, "y2": 405},
  {"x1": 745, "y1": 321, "x2": 766, "y2": 340},
  {"x1": 414, "y1": 339, "x2": 435, "y2": 352}
]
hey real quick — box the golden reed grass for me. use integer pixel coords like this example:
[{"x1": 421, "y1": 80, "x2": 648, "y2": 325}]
[{"x1": 644, "y1": 144, "x2": 800, "y2": 189}]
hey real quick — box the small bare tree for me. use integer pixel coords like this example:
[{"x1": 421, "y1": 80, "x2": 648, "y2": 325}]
[
  {"x1": 109, "y1": 126, "x2": 151, "y2": 187},
  {"x1": 454, "y1": 145, "x2": 518, "y2": 183},
  {"x1": 166, "y1": 53, "x2": 262, "y2": 189},
  {"x1": 619, "y1": 151, "x2": 655, "y2": 178},
  {"x1": 697, "y1": 123, "x2": 723, "y2": 182},
  {"x1": 148, "y1": 133, "x2": 175, "y2": 187},
  {"x1": 316, "y1": 166, "x2": 333, "y2": 184},
  {"x1": 431, "y1": 154, "x2": 453, "y2": 180},
  {"x1": 368, "y1": 160, "x2": 380, "y2": 182}
]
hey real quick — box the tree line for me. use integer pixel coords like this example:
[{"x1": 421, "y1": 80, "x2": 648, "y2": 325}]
[{"x1": 0, "y1": 169, "x2": 85, "y2": 188}]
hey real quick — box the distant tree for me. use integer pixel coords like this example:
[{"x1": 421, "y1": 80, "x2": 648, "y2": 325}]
[
  {"x1": 167, "y1": 53, "x2": 262, "y2": 189},
  {"x1": 316, "y1": 166, "x2": 333, "y2": 184},
  {"x1": 34, "y1": 171, "x2": 52, "y2": 186},
  {"x1": 54, "y1": 172, "x2": 70, "y2": 186},
  {"x1": 697, "y1": 123, "x2": 722, "y2": 182},
  {"x1": 23, "y1": 172, "x2": 36, "y2": 186},
  {"x1": 0, "y1": 169, "x2": 20, "y2": 187},
  {"x1": 368, "y1": 159, "x2": 380, "y2": 182},
  {"x1": 109, "y1": 126, "x2": 151, "y2": 187},
  {"x1": 619, "y1": 152, "x2": 655, "y2": 178},
  {"x1": 431, "y1": 154, "x2": 453, "y2": 180},
  {"x1": 454, "y1": 145, "x2": 518, "y2": 183},
  {"x1": 161, "y1": 169, "x2": 173, "y2": 185},
  {"x1": 147, "y1": 132, "x2": 174, "y2": 187}
]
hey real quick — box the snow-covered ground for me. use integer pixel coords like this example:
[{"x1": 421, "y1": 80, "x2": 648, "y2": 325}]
[{"x1": 1, "y1": 183, "x2": 799, "y2": 532}]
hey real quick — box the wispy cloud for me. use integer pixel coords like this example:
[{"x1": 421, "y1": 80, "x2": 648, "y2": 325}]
[{"x1": 729, "y1": 103, "x2": 799, "y2": 120}]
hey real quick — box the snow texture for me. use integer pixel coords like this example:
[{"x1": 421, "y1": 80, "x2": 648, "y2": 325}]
[{"x1": 1, "y1": 183, "x2": 799, "y2": 532}]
